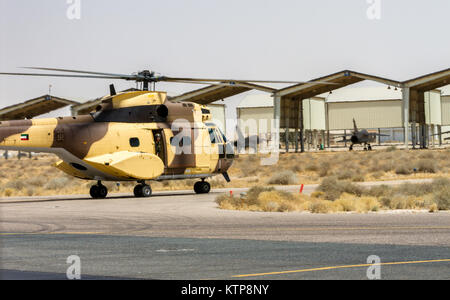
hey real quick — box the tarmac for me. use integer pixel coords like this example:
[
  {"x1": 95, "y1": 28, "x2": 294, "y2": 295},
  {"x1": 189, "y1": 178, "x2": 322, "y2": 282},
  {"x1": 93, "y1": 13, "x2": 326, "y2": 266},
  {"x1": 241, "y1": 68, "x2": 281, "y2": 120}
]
[{"x1": 1, "y1": 180, "x2": 449, "y2": 280}]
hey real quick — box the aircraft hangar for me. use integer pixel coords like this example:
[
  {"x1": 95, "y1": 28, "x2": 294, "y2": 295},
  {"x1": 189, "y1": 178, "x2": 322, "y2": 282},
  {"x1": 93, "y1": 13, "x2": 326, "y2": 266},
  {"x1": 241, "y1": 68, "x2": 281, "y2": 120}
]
[
  {"x1": 0, "y1": 68, "x2": 449, "y2": 155},
  {"x1": 269, "y1": 69, "x2": 450, "y2": 151}
]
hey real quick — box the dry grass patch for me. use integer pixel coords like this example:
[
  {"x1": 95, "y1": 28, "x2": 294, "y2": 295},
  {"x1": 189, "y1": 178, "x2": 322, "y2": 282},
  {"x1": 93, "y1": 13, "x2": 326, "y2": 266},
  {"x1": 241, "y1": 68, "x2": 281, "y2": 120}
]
[{"x1": 216, "y1": 177, "x2": 450, "y2": 213}]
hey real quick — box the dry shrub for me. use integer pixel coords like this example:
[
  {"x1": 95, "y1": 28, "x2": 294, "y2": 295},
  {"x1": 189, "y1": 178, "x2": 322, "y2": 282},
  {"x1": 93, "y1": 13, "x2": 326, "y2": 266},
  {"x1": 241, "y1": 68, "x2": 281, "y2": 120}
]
[
  {"x1": 215, "y1": 194, "x2": 242, "y2": 209},
  {"x1": 257, "y1": 191, "x2": 286, "y2": 212},
  {"x1": 44, "y1": 177, "x2": 70, "y2": 190},
  {"x1": 418, "y1": 152, "x2": 435, "y2": 159},
  {"x1": 385, "y1": 146, "x2": 397, "y2": 152},
  {"x1": 364, "y1": 185, "x2": 391, "y2": 198},
  {"x1": 289, "y1": 164, "x2": 303, "y2": 173},
  {"x1": 305, "y1": 162, "x2": 319, "y2": 172},
  {"x1": 395, "y1": 163, "x2": 413, "y2": 175},
  {"x1": 433, "y1": 185, "x2": 450, "y2": 210},
  {"x1": 317, "y1": 161, "x2": 331, "y2": 177},
  {"x1": 416, "y1": 159, "x2": 437, "y2": 173},
  {"x1": 371, "y1": 171, "x2": 384, "y2": 179},
  {"x1": 351, "y1": 173, "x2": 365, "y2": 182},
  {"x1": 429, "y1": 203, "x2": 438, "y2": 213},
  {"x1": 216, "y1": 185, "x2": 310, "y2": 212},
  {"x1": 334, "y1": 194, "x2": 357, "y2": 211},
  {"x1": 246, "y1": 186, "x2": 275, "y2": 204},
  {"x1": 5, "y1": 180, "x2": 25, "y2": 191},
  {"x1": 317, "y1": 177, "x2": 363, "y2": 201},
  {"x1": 335, "y1": 169, "x2": 355, "y2": 180},
  {"x1": 333, "y1": 193, "x2": 380, "y2": 212},
  {"x1": 309, "y1": 200, "x2": 333, "y2": 213},
  {"x1": 3, "y1": 188, "x2": 13, "y2": 197},
  {"x1": 267, "y1": 170, "x2": 298, "y2": 185}
]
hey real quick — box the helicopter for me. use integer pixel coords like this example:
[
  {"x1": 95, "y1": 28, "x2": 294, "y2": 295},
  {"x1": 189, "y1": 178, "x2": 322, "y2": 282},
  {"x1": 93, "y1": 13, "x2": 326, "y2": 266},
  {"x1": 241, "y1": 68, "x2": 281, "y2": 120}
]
[{"x1": 0, "y1": 67, "x2": 333, "y2": 199}]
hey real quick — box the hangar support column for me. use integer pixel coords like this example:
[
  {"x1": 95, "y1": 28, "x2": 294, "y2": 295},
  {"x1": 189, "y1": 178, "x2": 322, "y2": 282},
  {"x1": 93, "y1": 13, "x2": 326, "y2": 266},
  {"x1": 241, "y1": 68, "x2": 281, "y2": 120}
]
[
  {"x1": 273, "y1": 94, "x2": 281, "y2": 152},
  {"x1": 402, "y1": 86, "x2": 410, "y2": 150},
  {"x1": 299, "y1": 99, "x2": 305, "y2": 152}
]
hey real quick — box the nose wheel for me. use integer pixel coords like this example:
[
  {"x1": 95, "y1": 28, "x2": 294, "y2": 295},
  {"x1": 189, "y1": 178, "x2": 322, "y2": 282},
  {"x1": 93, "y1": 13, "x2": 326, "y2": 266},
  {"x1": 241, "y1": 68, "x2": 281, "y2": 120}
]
[
  {"x1": 90, "y1": 181, "x2": 108, "y2": 199},
  {"x1": 134, "y1": 182, "x2": 152, "y2": 197},
  {"x1": 194, "y1": 180, "x2": 211, "y2": 194}
]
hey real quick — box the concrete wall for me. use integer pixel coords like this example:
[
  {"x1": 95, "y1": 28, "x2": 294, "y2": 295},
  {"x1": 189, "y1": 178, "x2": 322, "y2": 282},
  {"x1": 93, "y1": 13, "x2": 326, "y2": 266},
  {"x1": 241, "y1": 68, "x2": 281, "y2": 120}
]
[
  {"x1": 424, "y1": 91, "x2": 442, "y2": 125},
  {"x1": 237, "y1": 106, "x2": 273, "y2": 137},
  {"x1": 327, "y1": 100, "x2": 403, "y2": 130},
  {"x1": 303, "y1": 98, "x2": 326, "y2": 130},
  {"x1": 442, "y1": 96, "x2": 450, "y2": 126},
  {"x1": 208, "y1": 104, "x2": 226, "y2": 132}
]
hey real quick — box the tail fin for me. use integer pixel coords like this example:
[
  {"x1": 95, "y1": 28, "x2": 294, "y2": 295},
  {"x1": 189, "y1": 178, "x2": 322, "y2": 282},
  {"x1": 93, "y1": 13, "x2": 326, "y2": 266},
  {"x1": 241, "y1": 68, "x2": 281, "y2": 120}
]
[
  {"x1": 353, "y1": 118, "x2": 358, "y2": 133},
  {"x1": 236, "y1": 125, "x2": 245, "y2": 142}
]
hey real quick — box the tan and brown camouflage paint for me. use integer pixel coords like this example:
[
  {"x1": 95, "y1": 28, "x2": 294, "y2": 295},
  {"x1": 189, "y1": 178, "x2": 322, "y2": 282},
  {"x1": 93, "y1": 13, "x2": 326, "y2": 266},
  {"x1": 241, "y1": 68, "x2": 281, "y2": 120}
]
[{"x1": 0, "y1": 91, "x2": 233, "y2": 181}]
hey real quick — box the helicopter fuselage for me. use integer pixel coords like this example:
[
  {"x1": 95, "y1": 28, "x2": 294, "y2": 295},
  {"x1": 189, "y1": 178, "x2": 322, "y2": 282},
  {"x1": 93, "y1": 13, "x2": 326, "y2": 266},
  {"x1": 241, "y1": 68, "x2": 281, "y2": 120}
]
[{"x1": 0, "y1": 91, "x2": 234, "y2": 182}]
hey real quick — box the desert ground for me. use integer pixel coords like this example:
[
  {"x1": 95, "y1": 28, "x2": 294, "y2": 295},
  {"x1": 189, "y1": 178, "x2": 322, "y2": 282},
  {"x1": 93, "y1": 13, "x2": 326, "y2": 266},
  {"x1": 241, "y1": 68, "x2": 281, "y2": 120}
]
[{"x1": 0, "y1": 148, "x2": 449, "y2": 198}]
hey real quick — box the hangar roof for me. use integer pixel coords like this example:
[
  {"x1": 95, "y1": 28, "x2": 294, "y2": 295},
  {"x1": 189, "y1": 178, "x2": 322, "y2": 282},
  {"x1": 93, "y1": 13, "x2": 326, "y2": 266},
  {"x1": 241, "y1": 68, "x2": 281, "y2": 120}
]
[
  {"x1": 170, "y1": 83, "x2": 276, "y2": 105},
  {"x1": 0, "y1": 95, "x2": 79, "y2": 121},
  {"x1": 70, "y1": 96, "x2": 103, "y2": 116},
  {"x1": 404, "y1": 68, "x2": 450, "y2": 92},
  {"x1": 322, "y1": 86, "x2": 403, "y2": 103},
  {"x1": 276, "y1": 70, "x2": 401, "y2": 99}
]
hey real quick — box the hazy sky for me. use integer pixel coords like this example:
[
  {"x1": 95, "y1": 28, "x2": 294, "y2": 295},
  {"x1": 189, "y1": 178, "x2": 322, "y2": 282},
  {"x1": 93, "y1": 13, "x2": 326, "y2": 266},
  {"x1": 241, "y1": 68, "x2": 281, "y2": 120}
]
[{"x1": 1, "y1": 0, "x2": 449, "y2": 117}]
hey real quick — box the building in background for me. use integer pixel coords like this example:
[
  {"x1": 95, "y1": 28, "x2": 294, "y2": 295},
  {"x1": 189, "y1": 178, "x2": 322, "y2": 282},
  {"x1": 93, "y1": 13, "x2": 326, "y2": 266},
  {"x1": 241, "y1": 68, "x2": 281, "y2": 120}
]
[
  {"x1": 206, "y1": 103, "x2": 226, "y2": 133},
  {"x1": 235, "y1": 85, "x2": 450, "y2": 150}
]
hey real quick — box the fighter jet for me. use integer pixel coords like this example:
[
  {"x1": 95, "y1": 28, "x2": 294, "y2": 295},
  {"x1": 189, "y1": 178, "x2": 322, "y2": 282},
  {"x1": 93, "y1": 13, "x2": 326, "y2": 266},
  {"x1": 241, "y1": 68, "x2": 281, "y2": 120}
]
[
  {"x1": 233, "y1": 126, "x2": 260, "y2": 153},
  {"x1": 336, "y1": 119, "x2": 389, "y2": 151}
]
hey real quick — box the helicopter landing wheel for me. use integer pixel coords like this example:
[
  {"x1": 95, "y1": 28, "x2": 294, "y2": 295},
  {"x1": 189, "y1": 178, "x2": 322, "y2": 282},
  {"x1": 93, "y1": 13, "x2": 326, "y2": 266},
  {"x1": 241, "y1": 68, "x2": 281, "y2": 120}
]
[
  {"x1": 90, "y1": 182, "x2": 108, "y2": 199},
  {"x1": 368, "y1": 144, "x2": 372, "y2": 151},
  {"x1": 349, "y1": 145, "x2": 353, "y2": 151},
  {"x1": 194, "y1": 181, "x2": 211, "y2": 194},
  {"x1": 134, "y1": 183, "x2": 152, "y2": 198}
]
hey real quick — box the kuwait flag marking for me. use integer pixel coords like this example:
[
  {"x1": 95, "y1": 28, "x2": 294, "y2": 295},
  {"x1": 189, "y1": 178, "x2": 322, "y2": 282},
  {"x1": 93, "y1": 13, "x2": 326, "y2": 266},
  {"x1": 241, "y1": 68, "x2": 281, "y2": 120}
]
[{"x1": 20, "y1": 134, "x2": 29, "y2": 141}]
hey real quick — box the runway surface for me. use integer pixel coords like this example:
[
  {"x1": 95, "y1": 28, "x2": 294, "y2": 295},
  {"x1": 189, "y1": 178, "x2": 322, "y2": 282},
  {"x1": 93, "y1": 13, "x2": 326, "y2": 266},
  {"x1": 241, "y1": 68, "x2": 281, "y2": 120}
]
[{"x1": 1, "y1": 180, "x2": 449, "y2": 280}]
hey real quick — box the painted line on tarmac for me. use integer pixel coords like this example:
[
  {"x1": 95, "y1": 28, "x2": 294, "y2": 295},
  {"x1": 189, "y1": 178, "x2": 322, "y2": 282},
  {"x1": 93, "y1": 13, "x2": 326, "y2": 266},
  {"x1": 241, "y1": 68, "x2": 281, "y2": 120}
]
[
  {"x1": 0, "y1": 232, "x2": 105, "y2": 236},
  {"x1": 2, "y1": 225, "x2": 450, "y2": 236},
  {"x1": 252, "y1": 226, "x2": 450, "y2": 231},
  {"x1": 232, "y1": 258, "x2": 450, "y2": 278}
]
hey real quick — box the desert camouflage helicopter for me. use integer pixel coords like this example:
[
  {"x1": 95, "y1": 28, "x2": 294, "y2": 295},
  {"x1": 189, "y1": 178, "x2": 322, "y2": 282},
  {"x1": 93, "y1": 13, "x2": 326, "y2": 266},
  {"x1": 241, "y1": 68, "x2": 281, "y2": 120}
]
[{"x1": 0, "y1": 67, "x2": 328, "y2": 199}]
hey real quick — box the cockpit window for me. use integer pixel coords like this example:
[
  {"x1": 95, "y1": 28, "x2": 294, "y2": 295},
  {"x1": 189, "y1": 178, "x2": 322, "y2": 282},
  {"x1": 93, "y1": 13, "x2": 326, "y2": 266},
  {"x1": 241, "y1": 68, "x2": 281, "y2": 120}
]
[
  {"x1": 208, "y1": 128, "x2": 218, "y2": 144},
  {"x1": 217, "y1": 127, "x2": 227, "y2": 142}
]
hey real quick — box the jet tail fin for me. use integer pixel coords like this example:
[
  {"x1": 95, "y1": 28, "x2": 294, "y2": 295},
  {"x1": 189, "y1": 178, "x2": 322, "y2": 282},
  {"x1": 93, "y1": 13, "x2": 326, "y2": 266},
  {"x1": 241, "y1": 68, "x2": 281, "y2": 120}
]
[{"x1": 353, "y1": 118, "x2": 358, "y2": 133}]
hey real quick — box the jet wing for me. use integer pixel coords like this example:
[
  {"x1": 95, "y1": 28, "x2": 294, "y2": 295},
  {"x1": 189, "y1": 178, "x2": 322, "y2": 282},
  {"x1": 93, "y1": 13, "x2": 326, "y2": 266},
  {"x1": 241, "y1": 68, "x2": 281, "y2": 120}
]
[
  {"x1": 333, "y1": 134, "x2": 353, "y2": 139},
  {"x1": 431, "y1": 131, "x2": 450, "y2": 136}
]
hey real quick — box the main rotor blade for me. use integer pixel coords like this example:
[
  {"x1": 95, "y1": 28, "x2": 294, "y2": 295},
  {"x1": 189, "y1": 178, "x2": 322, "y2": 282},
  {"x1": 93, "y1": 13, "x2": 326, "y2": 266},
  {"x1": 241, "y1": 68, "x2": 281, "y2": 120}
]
[
  {"x1": 164, "y1": 80, "x2": 276, "y2": 93},
  {"x1": 159, "y1": 76, "x2": 338, "y2": 85},
  {"x1": 22, "y1": 67, "x2": 138, "y2": 80},
  {"x1": 0, "y1": 72, "x2": 128, "y2": 79}
]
